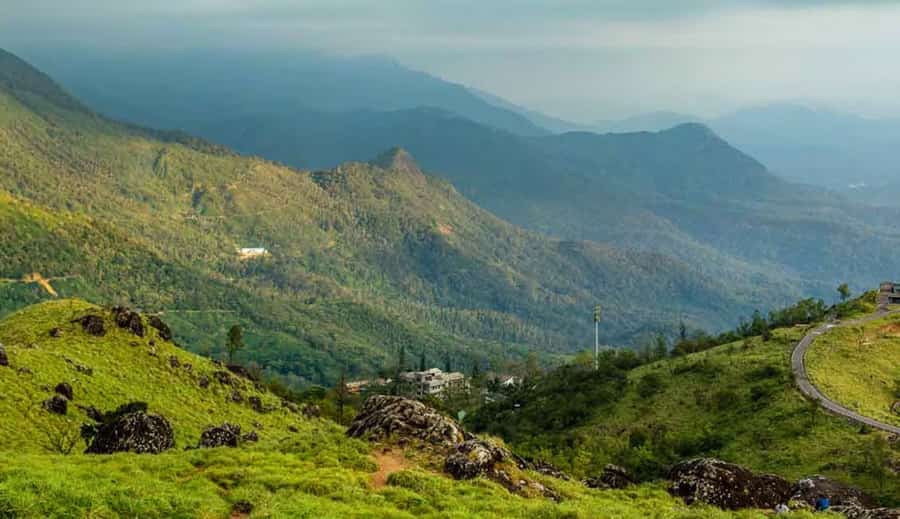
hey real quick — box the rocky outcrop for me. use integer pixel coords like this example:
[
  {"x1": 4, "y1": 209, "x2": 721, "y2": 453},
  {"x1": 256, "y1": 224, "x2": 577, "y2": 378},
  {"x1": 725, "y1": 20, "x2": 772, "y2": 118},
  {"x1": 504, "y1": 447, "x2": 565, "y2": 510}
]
[
  {"x1": 226, "y1": 364, "x2": 259, "y2": 381},
  {"x1": 585, "y1": 464, "x2": 636, "y2": 490},
  {"x1": 54, "y1": 382, "x2": 73, "y2": 400},
  {"x1": 198, "y1": 375, "x2": 210, "y2": 388},
  {"x1": 791, "y1": 476, "x2": 877, "y2": 509},
  {"x1": 668, "y1": 458, "x2": 792, "y2": 510},
  {"x1": 833, "y1": 506, "x2": 900, "y2": 519},
  {"x1": 112, "y1": 307, "x2": 144, "y2": 337},
  {"x1": 346, "y1": 395, "x2": 468, "y2": 447},
  {"x1": 444, "y1": 439, "x2": 513, "y2": 480},
  {"x1": 213, "y1": 371, "x2": 233, "y2": 386},
  {"x1": 85, "y1": 411, "x2": 174, "y2": 454},
  {"x1": 72, "y1": 315, "x2": 105, "y2": 336},
  {"x1": 198, "y1": 423, "x2": 242, "y2": 448},
  {"x1": 148, "y1": 315, "x2": 172, "y2": 341},
  {"x1": 43, "y1": 395, "x2": 68, "y2": 415},
  {"x1": 49, "y1": 327, "x2": 62, "y2": 338},
  {"x1": 0, "y1": 343, "x2": 7, "y2": 367},
  {"x1": 301, "y1": 404, "x2": 321, "y2": 418},
  {"x1": 248, "y1": 396, "x2": 265, "y2": 413}
]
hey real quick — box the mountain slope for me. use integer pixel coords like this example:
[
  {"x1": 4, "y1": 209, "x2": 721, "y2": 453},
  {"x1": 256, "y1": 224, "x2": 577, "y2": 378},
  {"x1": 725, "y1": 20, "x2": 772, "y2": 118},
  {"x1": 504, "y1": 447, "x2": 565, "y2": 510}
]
[{"x1": 0, "y1": 49, "x2": 753, "y2": 385}]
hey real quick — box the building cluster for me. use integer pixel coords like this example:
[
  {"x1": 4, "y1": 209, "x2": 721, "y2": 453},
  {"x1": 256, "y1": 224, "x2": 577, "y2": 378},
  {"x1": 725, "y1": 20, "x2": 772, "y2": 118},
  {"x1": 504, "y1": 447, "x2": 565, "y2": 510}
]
[
  {"x1": 878, "y1": 281, "x2": 900, "y2": 306},
  {"x1": 344, "y1": 368, "x2": 468, "y2": 398}
]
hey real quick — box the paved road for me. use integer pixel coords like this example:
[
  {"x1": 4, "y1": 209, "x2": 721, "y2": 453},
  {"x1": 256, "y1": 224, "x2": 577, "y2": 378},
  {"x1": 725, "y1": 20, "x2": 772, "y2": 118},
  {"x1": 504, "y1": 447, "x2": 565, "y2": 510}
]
[{"x1": 791, "y1": 308, "x2": 900, "y2": 435}]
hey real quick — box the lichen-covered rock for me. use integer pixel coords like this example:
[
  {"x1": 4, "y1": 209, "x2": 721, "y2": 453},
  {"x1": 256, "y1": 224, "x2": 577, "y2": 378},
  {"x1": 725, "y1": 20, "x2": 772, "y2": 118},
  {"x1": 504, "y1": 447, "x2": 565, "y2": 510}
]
[
  {"x1": 791, "y1": 476, "x2": 878, "y2": 509},
  {"x1": 346, "y1": 395, "x2": 468, "y2": 447},
  {"x1": 585, "y1": 464, "x2": 636, "y2": 489},
  {"x1": 832, "y1": 506, "x2": 900, "y2": 519},
  {"x1": 85, "y1": 411, "x2": 174, "y2": 454},
  {"x1": 148, "y1": 315, "x2": 172, "y2": 341},
  {"x1": 668, "y1": 458, "x2": 792, "y2": 510},
  {"x1": 199, "y1": 423, "x2": 242, "y2": 448},
  {"x1": 72, "y1": 315, "x2": 105, "y2": 336},
  {"x1": 0, "y1": 344, "x2": 8, "y2": 367},
  {"x1": 43, "y1": 395, "x2": 68, "y2": 415},
  {"x1": 112, "y1": 307, "x2": 144, "y2": 337},
  {"x1": 54, "y1": 382, "x2": 74, "y2": 400},
  {"x1": 444, "y1": 439, "x2": 512, "y2": 480}
]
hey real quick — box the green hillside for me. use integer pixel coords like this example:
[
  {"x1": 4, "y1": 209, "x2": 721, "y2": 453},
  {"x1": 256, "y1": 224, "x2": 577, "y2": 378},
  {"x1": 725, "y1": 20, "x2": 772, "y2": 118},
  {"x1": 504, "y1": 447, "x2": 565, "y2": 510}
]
[
  {"x1": 472, "y1": 320, "x2": 900, "y2": 505},
  {"x1": 807, "y1": 312, "x2": 900, "y2": 427},
  {"x1": 0, "y1": 300, "x2": 817, "y2": 518},
  {"x1": 0, "y1": 49, "x2": 753, "y2": 385}
]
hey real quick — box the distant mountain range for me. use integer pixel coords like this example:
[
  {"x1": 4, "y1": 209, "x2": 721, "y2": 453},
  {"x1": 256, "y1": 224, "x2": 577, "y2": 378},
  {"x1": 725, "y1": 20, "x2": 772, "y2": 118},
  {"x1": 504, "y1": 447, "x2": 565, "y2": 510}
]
[
  {"x1": 11, "y1": 47, "x2": 900, "y2": 337},
  {"x1": 0, "y1": 48, "x2": 768, "y2": 386}
]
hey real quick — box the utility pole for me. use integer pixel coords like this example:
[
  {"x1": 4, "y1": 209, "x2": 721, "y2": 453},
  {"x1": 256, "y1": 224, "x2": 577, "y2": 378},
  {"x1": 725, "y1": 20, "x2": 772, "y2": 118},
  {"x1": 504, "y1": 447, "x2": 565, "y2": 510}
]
[{"x1": 593, "y1": 305, "x2": 602, "y2": 370}]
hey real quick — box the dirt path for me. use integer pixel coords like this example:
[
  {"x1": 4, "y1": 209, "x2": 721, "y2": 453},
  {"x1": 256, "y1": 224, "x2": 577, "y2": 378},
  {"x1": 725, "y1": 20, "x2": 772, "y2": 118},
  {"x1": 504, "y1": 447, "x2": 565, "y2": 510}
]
[
  {"x1": 791, "y1": 308, "x2": 900, "y2": 435},
  {"x1": 371, "y1": 449, "x2": 410, "y2": 489}
]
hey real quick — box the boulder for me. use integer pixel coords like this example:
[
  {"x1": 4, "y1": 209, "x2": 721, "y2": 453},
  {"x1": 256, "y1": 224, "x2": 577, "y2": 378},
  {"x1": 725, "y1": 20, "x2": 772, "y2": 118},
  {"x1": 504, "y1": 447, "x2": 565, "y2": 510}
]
[
  {"x1": 226, "y1": 364, "x2": 259, "y2": 381},
  {"x1": 213, "y1": 371, "x2": 233, "y2": 386},
  {"x1": 148, "y1": 315, "x2": 172, "y2": 341},
  {"x1": 229, "y1": 390, "x2": 244, "y2": 403},
  {"x1": 445, "y1": 438, "x2": 512, "y2": 480},
  {"x1": 72, "y1": 315, "x2": 106, "y2": 336},
  {"x1": 54, "y1": 382, "x2": 74, "y2": 400},
  {"x1": 43, "y1": 395, "x2": 68, "y2": 415},
  {"x1": 301, "y1": 404, "x2": 321, "y2": 418},
  {"x1": 49, "y1": 328, "x2": 62, "y2": 338},
  {"x1": 112, "y1": 307, "x2": 144, "y2": 337},
  {"x1": 0, "y1": 344, "x2": 7, "y2": 367},
  {"x1": 833, "y1": 506, "x2": 900, "y2": 519},
  {"x1": 198, "y1": 375, "x2": 210, "y2": 388},
  {"x1": 585, "y1": 464, "x2": 636, "y2": 489},
  {"x1": 242, "y1": 431, "x2": 259, "y2": 443},
  {"x1": 346, "y1": 395, "x2": 467, "y2": 447},
  {"x1": 199, "y1": 423, "x2": 242, "y2": 448},
  {"x1": 532, "y1": 460, "x2": 572, "y2": 481},
  {"x1": 168, "y1": 356, "x2": 180, "y2": 369},
  {"x1": 248, "y1": 396, "x2": 265, "y2": 413},
  {"x1": 791, "y1": 475, "x2": 878, "y2": 509},
  {"x1": 86, "y1": 411, "x2": 174, "y2": 454},
  {"x1": 668, "y1": 458, "x2": 792, "y2": 510}
]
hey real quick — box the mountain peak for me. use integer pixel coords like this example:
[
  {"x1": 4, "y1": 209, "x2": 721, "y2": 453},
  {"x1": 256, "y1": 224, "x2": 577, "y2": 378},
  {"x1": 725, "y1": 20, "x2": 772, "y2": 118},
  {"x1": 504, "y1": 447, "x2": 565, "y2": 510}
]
[{"x1": 370, "y1": 147, "x2": 423, "y2": 176}]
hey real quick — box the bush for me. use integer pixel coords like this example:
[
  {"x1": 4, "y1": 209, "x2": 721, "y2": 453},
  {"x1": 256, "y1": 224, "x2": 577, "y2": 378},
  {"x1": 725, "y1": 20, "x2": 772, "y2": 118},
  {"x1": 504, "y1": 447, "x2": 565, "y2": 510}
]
[{"x1": 637, "y1": 373, "x2": 665, "y2": 399}]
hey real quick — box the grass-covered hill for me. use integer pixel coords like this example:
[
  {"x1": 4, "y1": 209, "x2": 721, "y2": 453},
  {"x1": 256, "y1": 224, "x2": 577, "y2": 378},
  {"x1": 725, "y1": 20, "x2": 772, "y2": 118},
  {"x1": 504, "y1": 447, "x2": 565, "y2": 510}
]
[
  {"x1": 0, "y1": 300, "x2": 820, "y2": 518},
  {"x1": 472, "y1": 314, "x2": 900, "y2": 505},
  {"x1": 807, "y1": 312, "x2": 900, "y2": 428},
  {"x1": 0, "y1": 48, "x2": 753, "y2": 385}
]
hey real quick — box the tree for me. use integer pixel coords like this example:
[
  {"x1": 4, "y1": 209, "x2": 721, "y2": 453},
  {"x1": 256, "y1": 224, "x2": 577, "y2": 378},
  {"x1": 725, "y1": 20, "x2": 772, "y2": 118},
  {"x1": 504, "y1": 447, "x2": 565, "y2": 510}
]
[
  {"x1": 679, "y1": 320, "x2": 687, "y2": 342},
  {"x1": 654, "y1": 334, "x2": 668, "y2": 360},
  {"x1": 419, "y1": 348, "x2": 427, "y2": 371},
  {"x1": 838, "y1": 283, "x2": 851, "y2": 302},
  {"x1": 226, "y1": 325, "x2": 244, "y2": 363},
  {"x1": 444, "y1": 351, "x2": 452, "y2": 373}
]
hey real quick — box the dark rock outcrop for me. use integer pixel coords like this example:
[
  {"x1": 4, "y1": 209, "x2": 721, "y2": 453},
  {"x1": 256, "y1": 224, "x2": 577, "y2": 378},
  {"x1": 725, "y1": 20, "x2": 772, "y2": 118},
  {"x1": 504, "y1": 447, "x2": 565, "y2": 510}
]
[
  {"x1": 532, "y1": 460, "x2": 572, "y2": 481},
  {"x1": 444, "y1": 438, "x2": 513, "y2": 480},
  {"x1": 226, "y1": 364, "x2": 259, "y2": 381},
  {"x1": 248, "y1": 396, "x2": 265, "y2": 413},
  {"x1": 72, "y1": 315, "x2": 106, "y2": 336},
  {"x1": 198, "y1": 423, "x2": 242, "y2": 448},
  {"x1": 168, "y1": 356, "x2": 180, "y2": 369},
  {"x1": 301, "y1": 404, "x2": 321, "y2": 418},
  {"x1": 85, "y1": 411, "x2": 174, "y2": 454},
  {"x1": 54, "y1": 382, "x2": 74, "y2": 400},
  {"x1": 198, "y1": 375, "x2": 210, "y2": 388},
  {"x1": 585, "y1": 464, "x2": 636, "y2": 489},
  {"x1": 832, "y1": 506, "x2": 900, "y2": 519},
  {"x1": 229, "y1": 390, "x2": 244, "y2": 403},
  {"x1": 43, "y1": 395, "x2": 68, "y2": 415},
  {"x1": 148, "y1": 315, "x2": 172, "y2": 341},
  {"x1": 791, "y1": 476, "x2": 878, "y2": 509},
  {"x1": 49, "y1": 327, "x2": 62, "y2": 338},
  {"x1": 231, "y1": 501, "x2": 253, "y2": 516},
  {"x1": 346, "y1": 395, "x2": 468, "y2": 447},
  {"x1": 668, "y1": 458, "x2": 792, "y2": 510},
  {"x1": 0, "y1": 344, "x2": 7, "y2": 367},
  {"x1": 242, "y1": 431, "x2": 259, "y2": 443},
  {"x1": 213, "y1": 371, "x2": 233, "y2": 386},
  {"x1": 112, "y1": 307, "x2": 144, "y2": 337}
]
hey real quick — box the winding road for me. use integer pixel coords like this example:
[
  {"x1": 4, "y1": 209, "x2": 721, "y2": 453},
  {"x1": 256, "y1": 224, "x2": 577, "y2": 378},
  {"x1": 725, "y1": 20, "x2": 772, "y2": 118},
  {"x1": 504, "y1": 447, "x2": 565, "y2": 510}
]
[{"x1": 791, "y1": 308, "x2": 900, "y2": 435}]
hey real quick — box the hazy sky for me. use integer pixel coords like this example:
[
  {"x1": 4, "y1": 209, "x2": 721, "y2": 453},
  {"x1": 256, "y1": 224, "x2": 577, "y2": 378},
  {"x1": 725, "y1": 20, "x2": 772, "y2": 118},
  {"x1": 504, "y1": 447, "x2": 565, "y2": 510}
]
[{"x1": 3, "y1": 0, "x2": 900, "y2": 121}]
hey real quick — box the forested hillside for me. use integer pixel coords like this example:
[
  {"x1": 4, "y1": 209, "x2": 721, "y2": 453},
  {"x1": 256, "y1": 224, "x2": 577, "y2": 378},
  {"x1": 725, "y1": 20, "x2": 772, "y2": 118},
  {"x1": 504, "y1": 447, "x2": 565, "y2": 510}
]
[{"x1": 0, "y1": 49, "x2": 751, "y2": 386}]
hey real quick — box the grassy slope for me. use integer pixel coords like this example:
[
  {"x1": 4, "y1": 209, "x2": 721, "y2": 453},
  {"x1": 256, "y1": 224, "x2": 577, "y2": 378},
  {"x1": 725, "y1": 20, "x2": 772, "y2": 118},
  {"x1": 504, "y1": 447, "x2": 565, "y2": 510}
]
[
  {"x1": 512, "y1": 326, "x2": 900, "y2": 504},
  {"x1": 0, "y1": 300, "x2": 821, "y2": 518},
  {"x1": 807, "y1": 312, "x2": 900, "y2": 427},
  {"x1": 0, "y1": 57, "x2": 748, "y2": 386}
]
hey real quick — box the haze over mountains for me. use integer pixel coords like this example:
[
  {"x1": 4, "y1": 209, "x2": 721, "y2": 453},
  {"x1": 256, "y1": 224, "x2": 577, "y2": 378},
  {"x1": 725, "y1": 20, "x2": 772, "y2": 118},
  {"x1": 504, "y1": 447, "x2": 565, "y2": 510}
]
[{"x1": 17, "y1": 48, "x2": 900, "y2": 316}]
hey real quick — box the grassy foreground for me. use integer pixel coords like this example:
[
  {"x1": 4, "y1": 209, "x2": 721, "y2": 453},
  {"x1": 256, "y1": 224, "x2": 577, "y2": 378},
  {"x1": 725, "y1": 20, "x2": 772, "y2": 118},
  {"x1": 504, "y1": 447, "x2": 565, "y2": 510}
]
[
  {"x1": 0, "y1": 300, "x2": 829, "y2": 518},
  {"x1": 806, "y1": 311, "x2": 900, "y2": 428}
]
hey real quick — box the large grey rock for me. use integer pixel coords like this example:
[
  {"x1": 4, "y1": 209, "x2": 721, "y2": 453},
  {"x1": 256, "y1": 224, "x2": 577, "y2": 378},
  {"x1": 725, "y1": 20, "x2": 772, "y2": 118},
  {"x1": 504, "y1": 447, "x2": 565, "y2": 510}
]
[
  {"x1": 668, "y1": 458, "x2": 792, "y2": 510},
  {"x1": 346, "y1": 395, "x2": 468, "y2": 447},
  {"x1": 444, "y1": 438, "x2": 512, "y2": 479},
  {"x1": 86, "y1": 411, "x2": 174, "y2": 454},
  {"x1": 791, "y1": 476, "x2": 877, "y2": 509}
]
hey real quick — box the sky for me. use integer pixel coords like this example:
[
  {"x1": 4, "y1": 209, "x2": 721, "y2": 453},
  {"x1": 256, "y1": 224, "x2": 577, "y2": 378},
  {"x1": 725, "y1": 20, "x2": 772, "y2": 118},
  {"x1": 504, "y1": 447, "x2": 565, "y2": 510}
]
[{"x1": 3, "y1": 0, "x2": 900, "y2": 121}]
